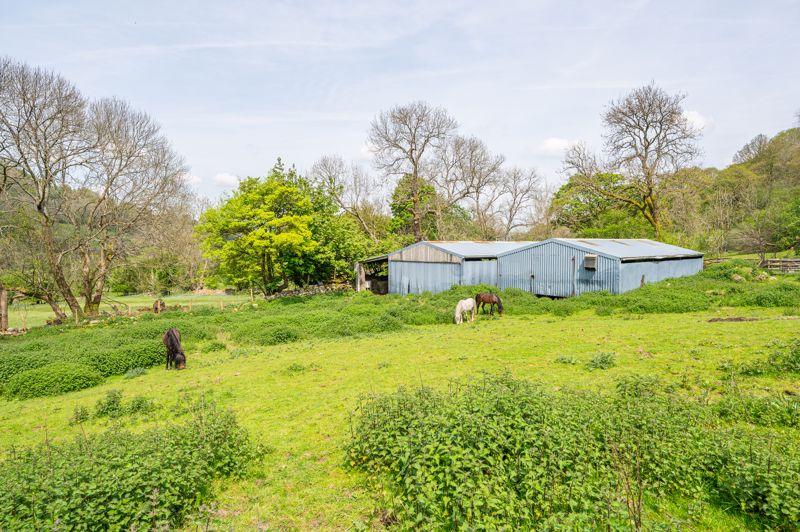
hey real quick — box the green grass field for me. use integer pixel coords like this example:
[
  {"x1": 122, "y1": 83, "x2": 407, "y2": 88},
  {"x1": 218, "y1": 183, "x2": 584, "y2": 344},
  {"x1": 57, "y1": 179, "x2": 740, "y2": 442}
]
[
  {"x1": 6, "y1": 292, "x2": 251, "y2": 329},
  {"x1": 2, "y1": 304, "x2": 798, "y2": 529}
]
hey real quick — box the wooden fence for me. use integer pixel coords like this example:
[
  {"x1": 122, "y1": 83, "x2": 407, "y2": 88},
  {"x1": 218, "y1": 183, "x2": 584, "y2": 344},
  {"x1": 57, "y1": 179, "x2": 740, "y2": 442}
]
[{"x1": 761, "y1": 258, "x2": 800, "y2": 273}]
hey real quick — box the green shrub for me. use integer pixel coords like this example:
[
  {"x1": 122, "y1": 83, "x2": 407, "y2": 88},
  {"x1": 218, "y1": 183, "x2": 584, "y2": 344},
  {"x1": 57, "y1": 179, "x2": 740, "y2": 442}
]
[
  {"x1": 0, "y1": 351, "x2": 52, "y2": 383},
  {"x1": 0, "y1": 400, "x2": 259, "y2": 530},
  {"x1": 95, "y1": 390, "x2": 124, "y2": 418},
  {"x1": 79, "y1": 341, "x2": 164, "y2": 377},
  {"x1": 734, "y1": 340, "x2": 800, "y2": 376},
  {"x1": 70, "y1": 405, "x2": 90, "y2": 425},
  {"x1": 715, "y1": 390, "x2": 800, "y2": 428},
  {"x1": 265, "y1": 326, "x2": 301, "y2": 345},
  {"x1": 346, "y1": 375, "x2": 800, "y2": 529},
  {"x1": 202, "y1": 339, "x2": 226, "y2": 352},
  {"x1": 586, "y1": 352, "x2": 616, "y2": 370},
  {"x1": 127, "y1": 395, "x2": 156, "y2": 416},
  {"x1": 615, "y1": 374, "x2": 662, "y2": 398},
  {"x1": 4, "y1": 363, "x2": 103, "y2": 399}
]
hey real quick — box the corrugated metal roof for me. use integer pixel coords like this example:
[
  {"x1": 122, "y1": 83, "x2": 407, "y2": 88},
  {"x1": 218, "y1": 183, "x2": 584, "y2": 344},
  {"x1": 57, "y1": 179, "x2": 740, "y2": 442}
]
[
  {"x1": 549, "y1": 238, "x2": 703, "y2": 260},
  {"x1": 360, "y1": 254, "x2": 388, "y2": 263},
  {"x1": 426, "y1": 240, "x2": 535, "y2": 258}
]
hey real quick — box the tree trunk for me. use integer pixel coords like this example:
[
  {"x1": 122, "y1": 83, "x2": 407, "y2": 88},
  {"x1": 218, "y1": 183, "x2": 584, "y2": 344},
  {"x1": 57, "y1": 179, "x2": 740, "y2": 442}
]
[
  {"x1": 42, "y1": 225, "x2": 83, "y2": 321},
  {"x1": 85, "y1": 247, "x2": 110, "y2": 316},
  {"x1": 43, "y1": 294, "x2": 68, "y2": 322},
  {"x1": 0, "y1": 285, "x2": 8, "y2": 332}
]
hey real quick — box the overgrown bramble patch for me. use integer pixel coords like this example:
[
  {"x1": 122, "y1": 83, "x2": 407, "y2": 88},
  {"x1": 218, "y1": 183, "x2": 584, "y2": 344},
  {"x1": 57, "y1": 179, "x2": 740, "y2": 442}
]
[{"x1": 345, "y1": 374, "x2": 800, "y2": 529}]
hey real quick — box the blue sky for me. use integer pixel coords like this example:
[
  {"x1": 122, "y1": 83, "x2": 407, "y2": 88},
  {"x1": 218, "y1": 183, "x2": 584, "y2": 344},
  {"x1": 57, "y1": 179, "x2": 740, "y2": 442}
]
[{"x1": 3, "y1": 0, "x2": 799, "y2": 200}]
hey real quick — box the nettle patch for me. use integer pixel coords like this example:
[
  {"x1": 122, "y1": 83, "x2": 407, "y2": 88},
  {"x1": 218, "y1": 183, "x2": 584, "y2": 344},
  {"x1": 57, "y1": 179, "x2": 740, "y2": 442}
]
[
  {"x1": 0, "y1": 399, "x2": 261, "y2": 530},
  {"x1": 346, "y1": 374, "x2": 800, "y2": 529}
]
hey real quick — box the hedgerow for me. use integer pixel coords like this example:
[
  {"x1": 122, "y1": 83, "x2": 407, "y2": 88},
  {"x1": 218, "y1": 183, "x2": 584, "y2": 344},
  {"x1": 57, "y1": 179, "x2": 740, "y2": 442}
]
[
  {"x1": 0, "y1": 400, "x2": 259, "y2": 530},
  {"x1": 4, "y1": 363, "x2": 103, "y2": 399},
  {"x1": 345, "y1": 374, "x2": 800, "y2": 529}
]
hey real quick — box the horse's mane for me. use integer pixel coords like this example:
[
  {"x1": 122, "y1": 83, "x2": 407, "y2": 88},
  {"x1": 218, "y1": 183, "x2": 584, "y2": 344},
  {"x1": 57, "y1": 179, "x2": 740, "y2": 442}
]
[{"x1": 164, "y1": 328, "x2": 183, "y2": 354}]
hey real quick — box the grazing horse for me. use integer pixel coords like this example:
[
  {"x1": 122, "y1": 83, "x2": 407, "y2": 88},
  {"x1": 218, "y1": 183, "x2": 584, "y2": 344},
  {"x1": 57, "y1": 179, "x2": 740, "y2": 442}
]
[
  {"x1": 153, "y1": 299, "x2": 166, "y2": 314},
  {"x1": 475, "y1": 293, "x2": 504, "y2": 316},
  {"x1": 454, "y1": 298, "x2": 476, "y2": 324},
  {"x1": 163, "y1": 328, "x2": 186, "y2": 370}
]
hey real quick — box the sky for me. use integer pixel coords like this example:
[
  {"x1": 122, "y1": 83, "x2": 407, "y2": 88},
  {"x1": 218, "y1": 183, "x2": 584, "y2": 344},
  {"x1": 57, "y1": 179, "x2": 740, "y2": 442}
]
[{"x1": 2, "y1": 0, "x2": 799, "y2": 200}]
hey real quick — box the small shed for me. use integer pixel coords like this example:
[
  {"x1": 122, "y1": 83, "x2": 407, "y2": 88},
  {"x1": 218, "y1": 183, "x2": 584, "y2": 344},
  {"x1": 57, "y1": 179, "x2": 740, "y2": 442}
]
[
  {"x1": 497, "y1": 238, "x2": 703, "y2": 297},
  {"x1": 388, "y1": 241, "x2": 534, "y2": 295}
]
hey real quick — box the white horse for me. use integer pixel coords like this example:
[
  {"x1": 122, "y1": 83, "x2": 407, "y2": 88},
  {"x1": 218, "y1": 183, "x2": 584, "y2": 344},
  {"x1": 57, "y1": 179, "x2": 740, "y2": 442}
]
[{"x1": 454, "y1": 298, "x2": 476, "y2": 324}]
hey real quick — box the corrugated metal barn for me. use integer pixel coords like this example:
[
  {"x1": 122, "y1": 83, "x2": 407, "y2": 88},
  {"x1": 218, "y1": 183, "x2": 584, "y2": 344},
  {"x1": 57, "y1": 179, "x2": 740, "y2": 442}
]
[
  {"x1": 388, "y1": 241, "x2": 533, "y2": 294},
  {"x1": 497, "y1": 238, "x2": 704, "y2": 297}
]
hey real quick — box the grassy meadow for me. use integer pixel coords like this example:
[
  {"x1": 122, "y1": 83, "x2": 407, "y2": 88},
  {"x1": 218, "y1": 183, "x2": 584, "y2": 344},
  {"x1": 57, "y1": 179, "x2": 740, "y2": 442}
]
[
  {"x1": 6, "y1": 292, "x2": 251, "y2": 329},
  {"x1": 1, "y1": 265, "x2": 800, "y2": 529}
]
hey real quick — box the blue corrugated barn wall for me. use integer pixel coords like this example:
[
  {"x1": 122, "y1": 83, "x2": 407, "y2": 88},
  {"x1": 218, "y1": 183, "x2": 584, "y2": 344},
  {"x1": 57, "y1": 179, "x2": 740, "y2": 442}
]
[
  {"x1": 462, "y1": 259, "x2": 498, "y2": 286},
  {"x1": 498, "y1": 241, "x2": 619, "y2": 296},
  {"x1": 618, "y1": 258, "x2": 704, "y2": 292},
  {"x1": 388, "y1": 261, "x2": 461, "y2": 295},
  {"x1": 387, "y1": 242, "x2": 505, "y2": 295}
]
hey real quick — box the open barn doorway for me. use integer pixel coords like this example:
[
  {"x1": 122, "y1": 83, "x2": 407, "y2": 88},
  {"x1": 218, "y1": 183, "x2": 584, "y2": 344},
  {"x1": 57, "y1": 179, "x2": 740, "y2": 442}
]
[{"x1": 355, "y1": 255, "x2": 389, "y2": 295}]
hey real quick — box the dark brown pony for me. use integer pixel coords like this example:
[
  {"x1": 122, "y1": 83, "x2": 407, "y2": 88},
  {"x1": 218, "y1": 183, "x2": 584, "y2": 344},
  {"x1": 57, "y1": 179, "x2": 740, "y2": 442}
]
[
  {"x1": 163, "y1": 328, "x2": 186, "y2": 370},
  {"x1": 153, "y1": 299, "x2": 166, "y2": 314},
  {"x1": 475, "y1": 293, "x2": 504, "y2": 315}
]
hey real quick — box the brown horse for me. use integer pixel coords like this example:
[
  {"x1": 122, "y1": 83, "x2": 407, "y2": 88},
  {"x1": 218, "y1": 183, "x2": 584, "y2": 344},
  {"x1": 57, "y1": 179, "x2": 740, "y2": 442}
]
[
  {"x1": 163, "y1": 328, "x2": 186, "y2": 370},
  {"x1": 475, "y1": 293, "x2": 504, "y2": 316}
]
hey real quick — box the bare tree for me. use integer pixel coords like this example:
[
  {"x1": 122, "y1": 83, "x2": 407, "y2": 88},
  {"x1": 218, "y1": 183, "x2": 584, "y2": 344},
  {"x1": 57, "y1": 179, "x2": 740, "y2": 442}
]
[
  {"x1": 71, "y1": 98, "x2": 188, "y2": 314},
  {"x1": 431, "y1": 135, "x2": 505, "y2": 238},
  {"x1": 0, "y1": 58, "x2": 188, "y2": 319},
  {"x1": 310, "y1": 154, "x2": 384, "y2": 242},
  {"x1": 368, "y1": 101, "x2": 457, "y2": 241},
  {"x1": 733, "y1": 134, "x2": 769, "y2": 164},
  {"x1": 495, "y1": 167, "x2": 541, "y2": 238},
  {"x1": 564, "y1": 83, "x2": 701, "y2": 239},
  {"x1": 0, "y1": 57, "x2": 92, "y2": 319}
]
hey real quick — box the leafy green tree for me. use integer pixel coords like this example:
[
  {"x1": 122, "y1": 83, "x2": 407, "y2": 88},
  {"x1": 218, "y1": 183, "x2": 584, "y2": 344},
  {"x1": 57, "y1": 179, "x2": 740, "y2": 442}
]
[{"x1": 196, "y1": 164, "x2": 316, "y2": 296}]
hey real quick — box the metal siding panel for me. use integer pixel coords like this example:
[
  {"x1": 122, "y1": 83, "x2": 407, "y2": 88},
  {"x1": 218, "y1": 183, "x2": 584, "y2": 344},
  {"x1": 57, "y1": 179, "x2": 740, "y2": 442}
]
[
  {"x1": 498, "y1": 241, "x2": 619, "y2": 296},
  {"x1": 388, "y1": 261, "x2": 461, "y2": 294},
  {"x1": 618, "y1": 257, "x2": 704, "y2": 293},
  {"x1": 462, "y1": 260, "x2": 498, "y2": 286}
]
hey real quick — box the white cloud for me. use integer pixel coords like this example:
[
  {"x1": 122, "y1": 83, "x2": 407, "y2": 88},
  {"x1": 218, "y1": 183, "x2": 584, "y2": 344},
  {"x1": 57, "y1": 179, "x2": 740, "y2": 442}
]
[
  {"x1": 536, "y1": 137, "x2": 574, "y2": 156},
  {"x1": 212, "y1": 172, "x2": 240, "y2": 186},
  {"x1": 183, "y1": 173, "x2": 203, "y2": 185},
  {"x1": 358, "y1": 142, "x2": 373, "y2": 160},
  {"x1": 684, "y1": 110, "x2": 712, "y2": 131}
]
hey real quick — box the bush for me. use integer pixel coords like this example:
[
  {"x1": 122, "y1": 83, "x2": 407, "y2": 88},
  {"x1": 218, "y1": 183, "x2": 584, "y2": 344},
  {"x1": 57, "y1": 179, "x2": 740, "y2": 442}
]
[
  {"x1": 586, "y1": 352, "x2": 616, "y2": 370},
  {"x1": 715, "y1": 390, "x2": 800, "y2": 428},
  {"x1": 0, "y1": 400, "x2": 259, "y2": 530},
  {"x1": 95, "y1": 389, "x2": 124, "y2": 418},
  {"x1": 202, "y1": 339, "x2": 226, "y2": 352},
  {"x1": 346, "y1": 375, "x2": 800, "y2": 529},
  {"x1": 127, "y1": 395, "x2": 156, "y2": 416},
  {"x1": 615, "y1": 374, "x2": 663, "y2": 398},
  {"x1": 4, "y1": 363, "x2": 103, "y2": 399},
  {"x1": 79, "y1": 341, "x2": 163, "y2": 377},
  {"x1": 70, "y1": 405, "x2": 90, "y2": 425}
]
